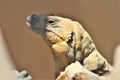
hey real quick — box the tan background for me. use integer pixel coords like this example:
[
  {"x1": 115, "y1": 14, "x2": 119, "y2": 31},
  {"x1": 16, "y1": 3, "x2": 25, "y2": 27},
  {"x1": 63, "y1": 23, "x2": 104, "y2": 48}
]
[{"x1": 0, "y1": 0, "x2": 120, "y2": 79}]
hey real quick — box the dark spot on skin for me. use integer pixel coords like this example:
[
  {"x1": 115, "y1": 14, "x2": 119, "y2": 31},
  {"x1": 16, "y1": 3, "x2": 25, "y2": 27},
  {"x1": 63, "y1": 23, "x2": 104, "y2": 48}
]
[
  {"x1": 67, "y1": 32, "x2": 74, "y2": 47},
  {"x1": 72, "y1": 77, "x2": 76, "y2": 80},
  {"x1": 91, "y1": 61, "x2": 106, "y2": 76},
  {"x1": 80, "y1": 35, "x2": 83, "y2": 40}
]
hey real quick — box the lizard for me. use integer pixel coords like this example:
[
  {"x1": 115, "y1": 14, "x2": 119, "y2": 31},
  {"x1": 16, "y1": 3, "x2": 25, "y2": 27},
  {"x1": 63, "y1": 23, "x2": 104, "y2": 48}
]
[{"x1": 26, "y1": 14, "x2": 112, "y2": 78}]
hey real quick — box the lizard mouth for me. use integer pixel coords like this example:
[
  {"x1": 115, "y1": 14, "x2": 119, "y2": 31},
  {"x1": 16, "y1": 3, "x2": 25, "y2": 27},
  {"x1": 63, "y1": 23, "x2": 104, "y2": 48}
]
[
  {"x1": 26, "y1": 22, "x2": 32, "y2": 29},
  {"x1": 26, "y1": 16, "x2": 32, "y2": 29}
]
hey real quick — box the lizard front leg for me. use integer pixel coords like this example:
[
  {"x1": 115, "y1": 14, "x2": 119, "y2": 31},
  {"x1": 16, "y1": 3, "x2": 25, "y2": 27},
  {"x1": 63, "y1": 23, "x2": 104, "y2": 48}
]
[{"x1": 83, "y1": 49, "x2": 112, "y2": 75}]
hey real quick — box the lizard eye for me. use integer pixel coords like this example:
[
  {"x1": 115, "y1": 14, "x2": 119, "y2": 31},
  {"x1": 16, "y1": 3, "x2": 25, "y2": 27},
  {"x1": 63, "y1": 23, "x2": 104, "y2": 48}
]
[{"x1": 48, "y1": 19, "x2": 55, "y2": 25}]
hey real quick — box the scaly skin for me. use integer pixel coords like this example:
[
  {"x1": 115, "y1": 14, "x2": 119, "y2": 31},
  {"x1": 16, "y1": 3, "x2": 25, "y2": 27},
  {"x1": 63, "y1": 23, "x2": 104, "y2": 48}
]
[{"x1": 26, "y1": 14, "x2": 112, "y2": 78}]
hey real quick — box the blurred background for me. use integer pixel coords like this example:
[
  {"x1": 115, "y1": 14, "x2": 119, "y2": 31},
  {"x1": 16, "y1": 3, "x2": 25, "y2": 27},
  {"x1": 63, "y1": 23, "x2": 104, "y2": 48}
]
[{"x1": 0, "y1": 0, "x2": 120, "y2": 79}]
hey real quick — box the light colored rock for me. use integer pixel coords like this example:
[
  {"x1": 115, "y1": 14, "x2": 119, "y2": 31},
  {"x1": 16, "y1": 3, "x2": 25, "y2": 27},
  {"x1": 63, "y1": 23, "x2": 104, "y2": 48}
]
[{"x1": 56, "y1": 61, "x2": 106, "y2": 80}]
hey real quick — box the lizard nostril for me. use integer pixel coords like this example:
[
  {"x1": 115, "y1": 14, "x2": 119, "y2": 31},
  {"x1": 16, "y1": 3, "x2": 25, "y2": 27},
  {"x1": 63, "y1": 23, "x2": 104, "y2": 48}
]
[
  {"x1": 26, "y1": 14, "x2": 39, "y2": 24},
  {"x1": 31, "y1": 14, "x2": 38, "y2": 19}
]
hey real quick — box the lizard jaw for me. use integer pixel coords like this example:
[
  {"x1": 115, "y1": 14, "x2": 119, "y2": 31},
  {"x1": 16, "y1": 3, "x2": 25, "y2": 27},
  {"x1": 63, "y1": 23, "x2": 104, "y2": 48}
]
[
  {"x1": 47, "y1": 29, "x2": 74, "y2": 42},
  {"x1": 45, "y1": 29, "x2": 74, "y2": 46},
  {"x1": 45, "y1": 31, "x2": 62, "y2": 44}
]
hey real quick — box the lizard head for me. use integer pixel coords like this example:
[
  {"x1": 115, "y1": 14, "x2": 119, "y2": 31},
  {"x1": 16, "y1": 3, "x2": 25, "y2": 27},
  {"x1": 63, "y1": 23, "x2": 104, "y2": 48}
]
[{"x1": 26, "y1": 14, "x2": 74, "y2": 44}]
